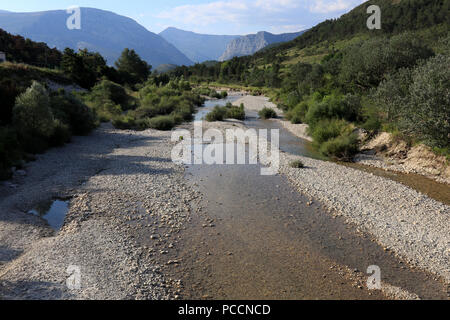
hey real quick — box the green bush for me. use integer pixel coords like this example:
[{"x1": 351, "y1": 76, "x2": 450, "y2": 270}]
[
  {"x1": 309, "y1": 119, "x2": 350, "y2": 146},
  {"x1": 405, "y1": 55, "x2": 450, "y2": 148},
  {"x1": 375, "y1": 54, "x2": 450, "y2": 148},
  {"x1": 0, "y1": 79, "x2": 21, "y2": 125},
  {"x1": 13, "y1": 81, "x2": 55, "y2": 138},
  {"x1": 50, "y1": 90, "x2": 97, "y2": 135},
  {"x1": 289, "y1": 160, "x2": 305, "y2": 168},
  {"x1": 319, "y1": 133, "x2": 359, "y2": 161},
  {"x1": 259, "y1": 107, "x2": 277, "y2": 119},
  {"x1": 226, "y1": 104, "x2": 245, "y2": 120},
  {"x1": 206, "y1": 106, "x2": 227, "y2": 122},
  {"x1": 89, "y1": 80, "x2": 131, "y2": 108},
  {"x1": 305, "y1": 94, "x2": 361, "y2": 127},
  {"x1": 48, "y1": 120, "x2": 71, "y2": 147},
  {"x1": 340, "y1": 33, "x2": 434, "y2": 90},
  {"x1": 146, "y1": 115, "x2": 176, "y2": 131},
  {"x1": 112, "y1": 116, "x2": 137, "y2": 130},
  {"x1": 0, "y1": 127, "x2": 21, "y2": 179}
]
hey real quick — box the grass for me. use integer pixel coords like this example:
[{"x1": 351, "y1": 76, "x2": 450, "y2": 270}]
[{"x1": 0, "y1": 62, "x2": 71, "y2": 87}]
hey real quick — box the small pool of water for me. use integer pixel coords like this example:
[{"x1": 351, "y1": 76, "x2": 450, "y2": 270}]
[{"x1": 28, "y1": 199, "x2": 70, "y2": 230}]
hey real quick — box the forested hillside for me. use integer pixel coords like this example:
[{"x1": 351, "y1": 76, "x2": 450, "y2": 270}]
[
  {"x1": 0, "y1": 28, "x2": 62, "y2": 68},
  {"x1": 169, "y1": 0, "x2": 449, "y2": 160}
]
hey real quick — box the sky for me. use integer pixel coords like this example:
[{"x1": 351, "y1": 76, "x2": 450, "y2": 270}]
[{"x1": 0, "y1": 0, "x2": 366, "y2": 35}]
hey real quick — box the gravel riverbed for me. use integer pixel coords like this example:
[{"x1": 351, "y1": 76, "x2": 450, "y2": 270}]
[
  {"x1": 0, "y1": 123, "x2": 201, "y2": 299},
  {"x1": 1, "y1": 95, "x2": 448, "y2": 299}
]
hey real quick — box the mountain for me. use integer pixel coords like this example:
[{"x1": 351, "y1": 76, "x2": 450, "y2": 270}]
[
  {"x1": 219, "y1": 31, "x2": 305, "y2": 61},
  {"x1": 0, "y1": 8, "x2": 193, "y2": 67},
  {"x1": 159, "y1": 27, "x2": 239, "y2": 63}
]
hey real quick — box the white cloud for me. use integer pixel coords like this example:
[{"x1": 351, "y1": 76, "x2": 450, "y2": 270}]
[
  {"x1": 269, "y1": 24, "x2": 307, "y2": 34},
  {"x1": 155, "y1": 0, "x2": 365, "y2": 33},
  {"x1": 309, "y1": 0, "x2": 361, "y2": 14}
]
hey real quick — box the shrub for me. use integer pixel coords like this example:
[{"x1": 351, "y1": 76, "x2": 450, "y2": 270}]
[
  {"x1": 90, "y1": 80, "x2": 131, "y2": 108},
  {"x1": 48, "y1": 120, "x2": 71, "y2": 147},
  {"x1": 305, "y1": 94, "x2": 361, "y2": 127},
  {"x1": 226, "y1": 104, "x2": 245, "y2": 120},
  {"x1": 12, "y1": 81, "x2": 58, "y2": 153},
  {"x1": 286, "y1": 102, "x2": 308, "y2": 124},
  {"x1": 146, "y1": 115, "x2": 176, "y2": 131},
  {"x1": 289, "y1": 160, "x2": 305, "y2": 168},
  {"x1": 95, "y1": 102, "x2": 123, "y2": 122},
  {"x1": 259, "y1": 107, "x2": 277, "y2": 119},
  {"x1": 206, "y1": 106, "x2": 227, "y2": 122},
  {"x1": 309, "y1": 119, "x2": 350, "y2": 146},
  {"x1": 0, "y1": 79, "x2": 21, "y2": 125},
  {"x1": 0, "y1": 127, "x2": 21, "y2": 179},
  {"x1": 375, "y1": 54, "x2": 450, "y2": 148},
  {"x1": 340, "y1": 34, "x2": 434, "y2": 90},
  {"x1": 405, "y1": 55, "x2": 450, "y2": 148},
  {"x1": 112, "y1": 116, "x2": 137, "y2": 130},
  {"x1": 319, "y1": 133, "x2": 359, "y2": 161},
  {"x1": 50, "y1": 90, "x2": 97, "y2": 135}
]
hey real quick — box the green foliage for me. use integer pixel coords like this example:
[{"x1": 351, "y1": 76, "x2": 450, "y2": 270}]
[
  {"x1": 226, "y1": 104, "x2": 246, "y2": 121},
  {"x1": 259, "y1": 107, "x2": 277, "y2": 119},
  {"x1": 375, "y1": 54, "x2": 450, "y2": 148},
  {"x1": 146, "y1": 115, "x2": 176, "y2": 131},
  {"x1": 115, "y1": 48, "x2": 152, "y2": 85},
  {"x1": 309, "y1": 119, "x2": 349, "y2": 146},
  {"x1": 377, "y1": 54, "x2": 450, "y2": 148},
  {"x1": 0, "y1": 28, "x2": 62, "y2": 68},
  {"x1": 13, "y1": 81, "x2": 56, "y2": 140},
  {"x1": 206, "y1": 103, "x2": 246, "y2": 122},
  {"x1": 206, "y1": 106, "x2": 227, "y2": 122},
  {"x1": 286, "y1": 102, "x2": 308, "y2": 124},
  {"x1": 89, "y1": 80, "x2": 132, "y2": 108},
  {"x1": 319, "y1": 132, "x2": 359, "y2": 161},
  {"x1": 112, "y1": 82, "x2": 203, "y2": 131},
  {"x1": 50, "y1": 90, "x2": 97, "y2": 135},
  {"x1": 61, "y1": 48, "x2": 115, "y2": 89},
  {"x1": 0, "y1": 78, "x2": 20, "y2": 125},
  {"x1": 407, "y1": 54, "x2": 449, "y2": 148},
  {"x1": 0, "y1": 127, "x2": 21, "y2": 179},
  {"x1": 305, "y1": 94, "x2": 361, "y2": 126},
  {"x1": 339, "y1": 34, "x2": 434, "y2": 91},
  {"x1": 308, "y1": 118, "x2": 359, "y2": 160}
]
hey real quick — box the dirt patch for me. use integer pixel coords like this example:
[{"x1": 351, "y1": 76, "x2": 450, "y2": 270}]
[{"x1": 357, "y1": 132, "x2": 449, "y2": 185}]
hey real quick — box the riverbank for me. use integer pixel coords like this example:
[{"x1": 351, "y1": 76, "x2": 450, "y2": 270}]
[{"x1": 0, "y1": 123, "x2": 201, "y2": 299}]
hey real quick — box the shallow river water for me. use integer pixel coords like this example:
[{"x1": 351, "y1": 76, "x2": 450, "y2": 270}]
[{"x1": 167, "y1": 96, "x2": 449, "y2": 299}]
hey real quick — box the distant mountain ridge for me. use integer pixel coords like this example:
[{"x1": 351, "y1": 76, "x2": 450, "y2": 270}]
[
  {"x1": 0, "y1": 8, "x2": 193, "y2": 67},
  {"x1": 219, "y1": 31, "x2": 305, "y2": 61},
  {"x1": 159, "y1": 27, "x2": 239, "y2": 63}
]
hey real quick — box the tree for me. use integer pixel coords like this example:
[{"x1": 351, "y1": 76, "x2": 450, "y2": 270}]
[
  {"x1": 376, "y1": 55, "x2": 450, "y2": 148},
  {"x1": 115, "y1": 49, "x2": 151, "y2": 85},
  {"x1": 61, "y1": 48, "x2": 109, "y2": 89},
  {"x1": 406, "y1": 55, "x2": 450, "y2": 148}
]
